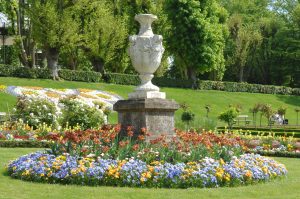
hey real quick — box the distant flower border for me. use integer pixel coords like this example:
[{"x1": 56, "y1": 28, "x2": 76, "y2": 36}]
[{"x1": 7, "y1": 152, "x2": 287, "y2": 188}]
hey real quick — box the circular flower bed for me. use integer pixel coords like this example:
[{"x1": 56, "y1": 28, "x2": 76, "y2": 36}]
[
  {"x1": 6, "y1": 127, "x2": 288, "y2": 188},
  {"x1": 7, "y1": 152, "x2": 287, "y2": 188}
]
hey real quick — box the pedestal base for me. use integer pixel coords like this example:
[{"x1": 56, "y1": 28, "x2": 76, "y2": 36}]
[
  {"x1": 113, "y1": 98, "x2": 179, "y2": 140},
  {"x1": 128, "y1": 91, "x2": 166, "y2": 99}
]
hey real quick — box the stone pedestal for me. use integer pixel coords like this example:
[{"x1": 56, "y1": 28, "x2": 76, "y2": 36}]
[{"x1": 113, "y1": 98, "x2": 179, "y2": 140}]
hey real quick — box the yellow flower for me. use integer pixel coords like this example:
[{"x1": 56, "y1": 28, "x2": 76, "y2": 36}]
[
  {"x1": 244, "y1": 170, "x2": 252, "y2": 179},
  {"x1": 219, "y1": 159, "x2": 225, "y2": 165},
  {"x1": 224, "y1": 173, "x2": 231, "y2": 182},
  {"x1": 141, "y1": 172, "x2": 152, "y2": 179}
]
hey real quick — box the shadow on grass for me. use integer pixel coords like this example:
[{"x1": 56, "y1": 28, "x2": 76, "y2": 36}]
[{"x1": 276, "y1": 95, "x2": 300, "y2": 107}]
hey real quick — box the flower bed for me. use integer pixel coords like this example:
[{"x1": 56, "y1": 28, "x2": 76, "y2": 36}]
[
  {"x1": 2, "y1": 85, "x2": 122, "y2": 110},
  {"x1": 7, "y1": 152, "x2": 287, "y2": 188},
  {"x1": 5, "y1": 126, "x2": 288, "y2": 188}
]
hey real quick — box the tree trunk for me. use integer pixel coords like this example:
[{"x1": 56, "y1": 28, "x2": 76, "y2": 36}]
[
  {"x1": 15, "y1": 5, "x2": 28, "y2": 67},
  {"x1": 187, "y1": 67, "x2": 198, "y2": 89},
  {"x1": 91, "y1": 57, "x2": 105, "y2": 73},
  {"x1": 45, "y1": 47, "x2": 60, "y2": 80},
  {"x1": 239, "y1": 65, "x2": 244, "y2": 82}
]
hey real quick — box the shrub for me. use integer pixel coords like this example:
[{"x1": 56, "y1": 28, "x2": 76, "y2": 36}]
[
  {"x1": 14, "y1": 96, "x2": 58, "y2": 129},
  {"x1": 59, "y1": 98, "x2": 105, "y2": 129},
  {"x1": 218, "y1": 107, "x2": 239, "y2": 129}
]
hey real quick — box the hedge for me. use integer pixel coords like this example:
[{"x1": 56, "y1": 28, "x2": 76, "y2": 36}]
[
  {"x1": 0, "y1": 140, "x2": 50, "y2": 148},
  {"x1": 251, "y1": 151, "x2": 300, "y2": 158},
  {"x1": 1, "y1": 65, "x2": 300, "y2": 96},
  {"x1": 0, "y1": 65, "x2": 102, "y2": 83},
  {"x1": 218, "y1": 126, "x2": 300, "y2": 133},
  {"x1": 199, "y1": 80, "x2": 300, "y2": 96},
  {"x1": 103, "y1": 73, "x2": 194, "y2": 88}
]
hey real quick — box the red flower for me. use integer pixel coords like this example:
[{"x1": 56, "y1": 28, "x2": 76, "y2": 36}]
[
  {"x1": 137, "y1": 135, "x2": 145, "y2": 141},
  {"x1": 127, "y1": 131, "x2": 134, "y2": 137},
  {"x1": 132, "y1": 144, "x2": 139, "y2": 151}
]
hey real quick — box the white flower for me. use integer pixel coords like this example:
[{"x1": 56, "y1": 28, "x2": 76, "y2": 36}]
[{"x1": 29, "y1": 113, "x2": 34, "y2": 117}]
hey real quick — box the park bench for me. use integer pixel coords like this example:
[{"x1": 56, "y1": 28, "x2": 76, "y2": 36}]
[
  {"x1": 0, "y1": 112, "x2": 7, "y2": 122},
  {"x1": 234, "y1": 115, "x2": 252, "y2": 126}
]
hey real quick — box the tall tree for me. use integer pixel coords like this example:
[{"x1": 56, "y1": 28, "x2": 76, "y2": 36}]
[
  {"x1": 28, "y1": 0, "x2": 79, "y2": 79},
  {"x1": 1, "y1": 0, "x2": 36, "y2": 68},
  {"x1": 165, "y1": 0, "x2": 228, "y2": 85}
]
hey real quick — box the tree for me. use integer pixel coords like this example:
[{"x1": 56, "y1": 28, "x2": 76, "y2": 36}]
[
  {"x1": 0, "y1": 0, "x2": 36, "y2": 68},
  {"x1": 249, "y1": 103, "x2": 261, "y2": 127},
  {"x1": 28, "y1": 0, "x2": 80, "y2": 80},
  {"x1": 72, "y1": 0, "x2": 128, "y2": 73},
  {"x1": 165, "y1": 0, "x2": 228, "y2": 86},
  {"x1": 261, "y1": 104, "x2": 274, "y2": 127},
  {"x1": 295, "y1": 108, "x2": 300, "y2": 125}
]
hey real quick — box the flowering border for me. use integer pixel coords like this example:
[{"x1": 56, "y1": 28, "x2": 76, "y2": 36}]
[{"x1": 7, "y1": 152, "x2": 287, "y2": 188}]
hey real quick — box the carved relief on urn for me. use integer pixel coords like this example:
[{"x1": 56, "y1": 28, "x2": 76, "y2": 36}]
[{"x1": 128, "y1": 14, "x2": 166, "y2": 99}]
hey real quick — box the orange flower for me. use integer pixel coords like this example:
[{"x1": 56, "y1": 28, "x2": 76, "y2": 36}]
[
  {"x1": 102, "y1": 146, "x2": 110, "y2": 153},
  {"x1": 127, "y1": 131, "x2": 134, "y2": 137},
  {"x1": 132, "y1": 144, "x2": 139, "y2": 151},
  {"x1": 119, "y1": 141, "x2": 127, "y2": 148},
  {"x1": 141, "y1": 128, "x2": 147, "y2": 135},
  {"x1": 138, "y1": 135, "x2": 145, "y2": 141}
]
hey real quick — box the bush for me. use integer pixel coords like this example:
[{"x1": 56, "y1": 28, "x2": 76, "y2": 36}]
[
  {"x1": 59, "y1": 98, "x2": 105, "y2": 129},
  {"x1": 218, "y1": 107, "x2": 239, "y2": 129},
  {"x1": 15, "y1": 97, "x2": 58, "y2": 129}
]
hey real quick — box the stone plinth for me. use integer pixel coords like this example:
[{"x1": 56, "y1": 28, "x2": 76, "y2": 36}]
[{"x1": 113, "y1": 98, "x2": 179, "y2": 140}]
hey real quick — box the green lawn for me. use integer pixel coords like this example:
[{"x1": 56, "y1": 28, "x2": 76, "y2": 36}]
[
  {"x1": 0, "y1": 77, "x2": 300, "y2": 128},
  {"x1": 0, "y1": 148, "x2": 299, "y2": 199}
]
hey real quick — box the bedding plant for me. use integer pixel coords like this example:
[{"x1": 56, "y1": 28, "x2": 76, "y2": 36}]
[{"x1": 6, "y1": 125, "x2": 288, "y2": 188}]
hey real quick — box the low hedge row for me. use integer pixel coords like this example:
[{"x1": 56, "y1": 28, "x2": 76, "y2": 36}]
[
  {"x1": 199, "y1": 80, "x2": 300, "y2": 96},
  {"x1": 218, "y1": 127, "x2": 300, "y2": 133},
  {"x1": 0, "y1": 65, "x2": 102, "y2": 82},
  {"x1": 253, "y1": 151, "x2": 300, "y2": 158},
  {"x1": 103, "y1": 73, "x2": 194, "y2": 88},
  {"x1": 1, "y1": 65, "x2": 300, "y2": 95},
  {"x1": 0, "y1": 140, "x2": 50, "y2": 148}
]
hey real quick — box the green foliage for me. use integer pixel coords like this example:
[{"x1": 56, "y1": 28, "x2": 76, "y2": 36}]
[
  {"x1": 277, "y1": 106, "x2": 287, "y2": 116},
  {"x1": 180, "y1": 102, "x2": 195, "y2": 127},
  {"x1": 218, "y1": 107, "x2": 239, "y2": 129},
  {"x1": 0, "y1": 65, "x2": 102, "y2": 82},
  {"x1": 103, "y1": 73, "x2": 140, "y2": 85},
  {"x1": 0, "y1": 140, "x2": 49, "y2": 148},
  {"x1": 15, "y1": 97, "x2": 58, "y2": 129},
  {"x1": 198, "y1": 80, "x2": 300, "y2": 95},
  {"x1": 165, "y1": 0, "x2": 228, "y2": 81},
  {"x1": 59, "y1": 98, "x2": 105, "y2": 130}
]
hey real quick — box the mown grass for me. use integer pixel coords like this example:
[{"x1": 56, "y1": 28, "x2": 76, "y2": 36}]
[
  {"x1": 0, "y1": 77, "x2": 300, "y2": 128},
  {"x1": 0, "y1": 148, "x2": 299, "y2": 199}
]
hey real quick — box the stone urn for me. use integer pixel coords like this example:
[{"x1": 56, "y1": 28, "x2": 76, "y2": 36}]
[
  {"x1": 128, "y1": 14, "x2": 165, "y2": 99},
  {"x1": 113, "y1": 14, "x2": 179, "y2": 140}
]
